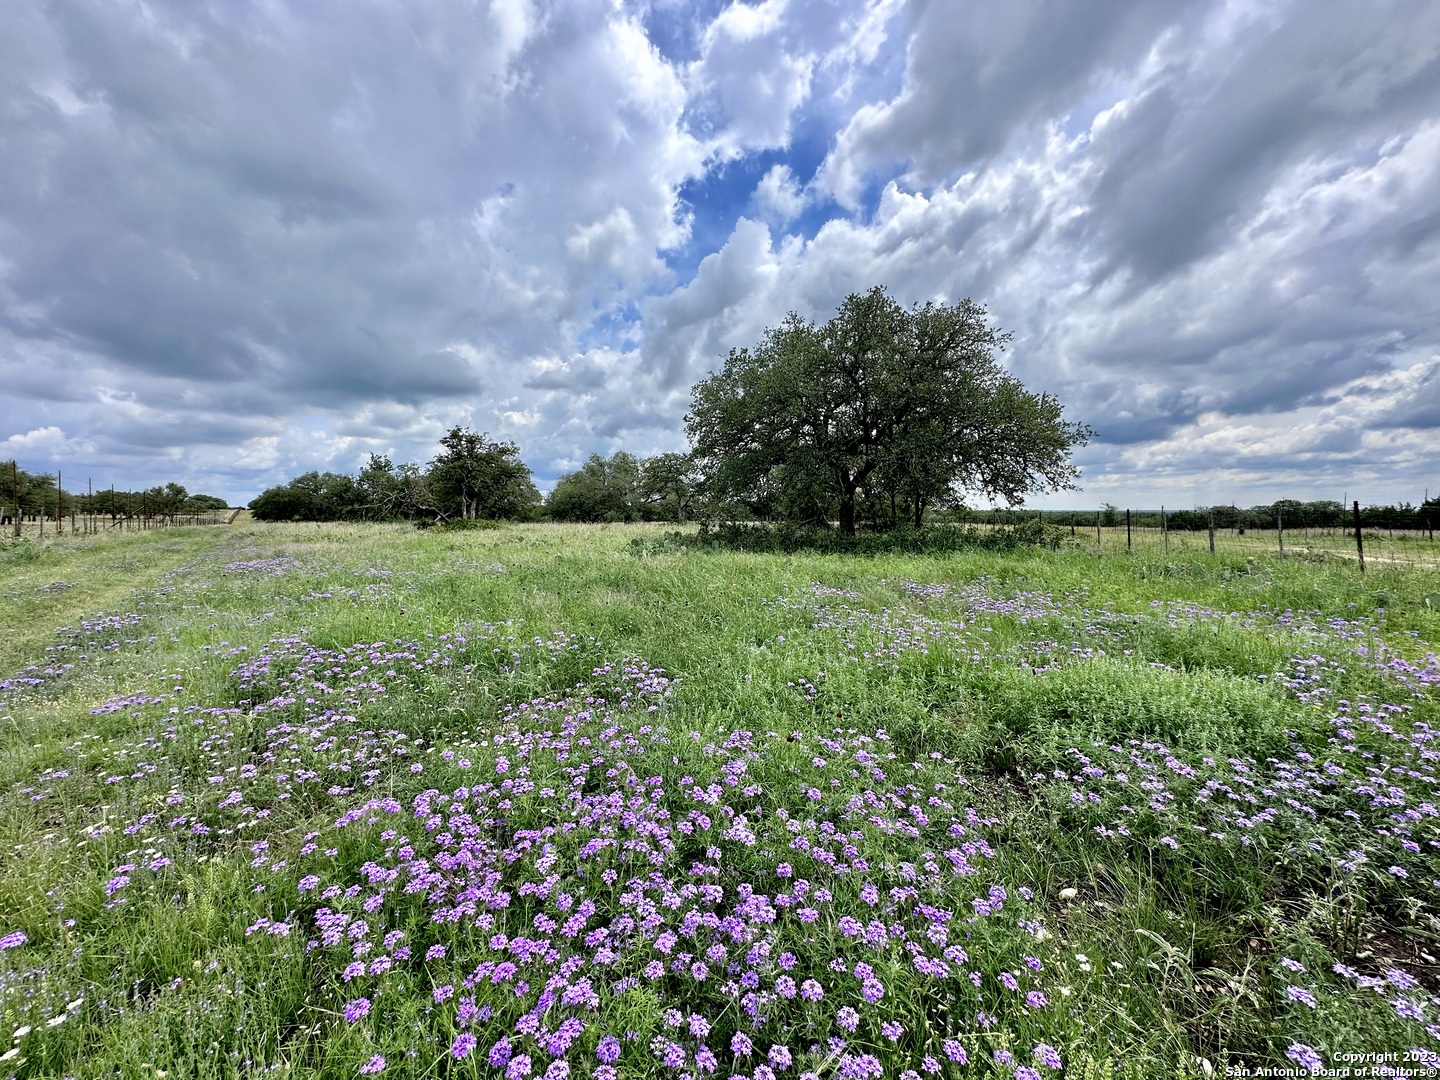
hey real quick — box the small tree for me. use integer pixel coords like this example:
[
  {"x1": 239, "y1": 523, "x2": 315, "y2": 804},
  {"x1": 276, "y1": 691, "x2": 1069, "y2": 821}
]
[
  {"x1": 250, "y1": 472, "x2": 362, "y2": 521},
  {"x1": 547, "y1": 453, "x2": 642, "y2": 523},
  {"x1": 357, "y1": 454, "x2": 433, "y2": 521},
  {"x1": 427, "y1": 428, "x2": 540, "y2": 521}
]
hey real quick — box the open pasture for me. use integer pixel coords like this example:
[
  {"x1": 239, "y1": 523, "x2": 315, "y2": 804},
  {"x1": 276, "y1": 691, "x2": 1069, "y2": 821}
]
[{"x1": 1, "y1": 523, "x2": 1439, "y2": 1079}]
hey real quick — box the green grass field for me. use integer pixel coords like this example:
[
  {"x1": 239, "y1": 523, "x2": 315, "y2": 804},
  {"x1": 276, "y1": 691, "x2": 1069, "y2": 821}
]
[{"x1": 2, "y1": 522, "x2": 1439, "y2": 1079}]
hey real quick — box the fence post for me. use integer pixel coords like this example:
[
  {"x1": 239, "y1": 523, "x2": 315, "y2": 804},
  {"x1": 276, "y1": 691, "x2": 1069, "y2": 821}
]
[
  {"x1": 1208, "y1": 512, "x2": 1216, "y2": 555},
  {"x1": 10, "y1": 461, "x2": 19, "y2": 539},
  {"x1": 1278, "y1": 507, "x2": 1284, "y2": 559},
  {"x1": 1126, "y1": 509, "x2": 1132, "y2": 551},
  {"x1": 1162, "y1": 505, "x2": 1168, "y2": 555},
  {"x1": 1353, "y1": 501, "x2": 1365, "y2": 574},
  {"x1": 1095, "y1": 512, "x2": 1101, "y2": 547}
]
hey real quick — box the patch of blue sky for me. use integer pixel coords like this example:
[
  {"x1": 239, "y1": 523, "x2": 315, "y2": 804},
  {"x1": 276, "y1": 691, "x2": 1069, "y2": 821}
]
[
  {"x1": 665, "y1": 128, "x2": 846, "y2": 280},
  {"x1": 640, "y1": 0, "x2": 729, "y2": 66},
  {"x1": 577, "y1": 302, "x2": 643, "y2": 354}
]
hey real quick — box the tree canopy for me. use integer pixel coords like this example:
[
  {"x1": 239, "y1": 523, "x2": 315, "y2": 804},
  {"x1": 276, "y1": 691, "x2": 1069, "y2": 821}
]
[{"x1": 685, "y1": 286, "x2": 1092, "y2": 535}]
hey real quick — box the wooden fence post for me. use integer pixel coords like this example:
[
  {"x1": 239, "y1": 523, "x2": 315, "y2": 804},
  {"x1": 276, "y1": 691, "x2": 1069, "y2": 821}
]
[
  {"x1": 1095, "y1": 512, "x2": 1101, "y2": 547},
  {"x1": 1208, "y1": 511, "x2": 1216, "y2": 555},
  {"x1": 1126, "y1": 509, "x2": 1132, "y2": 551},
  {"x1": 1278, "y1": 507, "x2": 1284, "y2": 558},
  {"x1": 1353, "y1": 501, "x2": 1365, "y2": 574},
  {"x1": 1162, "y1": 505, "x2": 1168, "y2": 555}
]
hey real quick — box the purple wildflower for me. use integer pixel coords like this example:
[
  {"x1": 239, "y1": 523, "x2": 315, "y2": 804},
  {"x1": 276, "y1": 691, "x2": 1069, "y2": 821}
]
[
  {"x1": 452, "y1": 1033, "x2": 477, "y2": 1060},
  {"x1": 1285, "y1": 985, "x2": 1318, "y2": 1009},
  {"x1": 360, "y1": 1055, "x2": 386, "y2": 1074},
  {"x1": 1032, "y1": 1045, "x2": 1062, "y2": 1070},
  {"x1": 1286, "y1": 1044, "x2": 1323, "y2": 1074},
  {"x1": 597, "y1": 1036, "x2": 621, "y2": 1064},
  {"x1": 489, "y1": 1038, "x2": 513, "y2": 1067},
  {"x1": 344, "y1": 998, "x2": 371, "y2": 1023}
]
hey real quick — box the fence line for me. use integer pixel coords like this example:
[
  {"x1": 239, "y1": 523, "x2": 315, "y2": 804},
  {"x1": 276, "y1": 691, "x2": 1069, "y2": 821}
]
[
  {"x1": 2, "y1": 510, "x2": 234, "y2": 539},
  {"x1": 1034, "y1": 502, "x2": 1439, "y2": 570}
]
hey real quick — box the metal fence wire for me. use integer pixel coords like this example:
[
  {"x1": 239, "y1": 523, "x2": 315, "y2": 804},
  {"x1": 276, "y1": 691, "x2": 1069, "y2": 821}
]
[{"x1": 1030, "y1": 502, "x2": 1440, "y2": 571}]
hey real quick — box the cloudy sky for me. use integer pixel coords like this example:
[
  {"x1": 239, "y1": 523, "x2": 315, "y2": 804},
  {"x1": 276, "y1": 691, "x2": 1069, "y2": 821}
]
[{"x1": 3, "y1": 0, "x2": 1438, "y2": 509}]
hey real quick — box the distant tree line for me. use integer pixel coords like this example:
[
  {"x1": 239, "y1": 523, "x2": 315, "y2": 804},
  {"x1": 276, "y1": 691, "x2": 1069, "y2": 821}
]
[
  {"x1": 3, "y1": 461, "x2": 228, "y2": 525},
  {"x1": 249, "y1": 428, "x2": 542, "y2": 523},
  {"x1": 248, "y1": 438, "x2": 701, "y2": 525}
]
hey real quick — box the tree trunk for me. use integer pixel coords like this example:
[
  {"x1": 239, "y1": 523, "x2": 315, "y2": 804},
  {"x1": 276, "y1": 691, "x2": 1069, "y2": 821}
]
[
  {"x1": 838, "y1": 491, "x2": 857, "y2": 537},
  {"x1": 913, "y1": 496, "x2": 926, "y2": 530}
]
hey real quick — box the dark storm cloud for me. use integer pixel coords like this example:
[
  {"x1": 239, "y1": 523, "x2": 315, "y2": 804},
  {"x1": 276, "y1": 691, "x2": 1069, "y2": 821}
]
[
  {"x1": 0, "y1": 2, "x2": 445, "y2": 398},
  {"x1": 820, "y1": 0, "x2": 1200, "y2": 203},
  {"x1": 1082, "y1": 0, "x2": 1440, "y2": 287}
]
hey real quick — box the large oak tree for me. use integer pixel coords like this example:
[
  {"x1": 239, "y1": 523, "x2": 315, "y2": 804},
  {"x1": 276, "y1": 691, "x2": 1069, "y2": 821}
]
[{"x1": 686, "y1": 287, "x2": 1091, "y2": 535}]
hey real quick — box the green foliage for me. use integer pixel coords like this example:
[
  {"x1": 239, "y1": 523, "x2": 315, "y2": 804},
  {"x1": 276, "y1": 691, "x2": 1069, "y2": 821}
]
[
  {"x1": 678, "y1": 518, "x2": 1061, "y2": 555},
  {"x1": 249, "y1": 429, "x2": 540, "y2": 524},
  {"x1": 249, "y1": 470, "x2": 363, "y2": 522},
  {"x1": 546, "y1": 451, "x2": 642, "y2": 522},
  {"x1": 637, "y1": 451, "x2": 701, "y2": 522},
  {"x1": 356, "y1": 453, "x2": 432, "y2": 521},
  {"x1": 686, "y1": 286, "x2": 1091, "y2": 535},
  {"x1": 428, "y1": 426, "x2": 540, "y2": 522},
  {"x1": 429, "y1": 517, "x2": 503, "y2": 531}
]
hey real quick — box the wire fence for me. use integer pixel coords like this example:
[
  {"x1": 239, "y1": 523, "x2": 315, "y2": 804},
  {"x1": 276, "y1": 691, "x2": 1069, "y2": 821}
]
[
  {"x1": 2, "y1": 509, "x2": 238, "y2": 539},
  {"x1": 1040, "y1": 509, "x2": 1440, "y2": 571}
]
